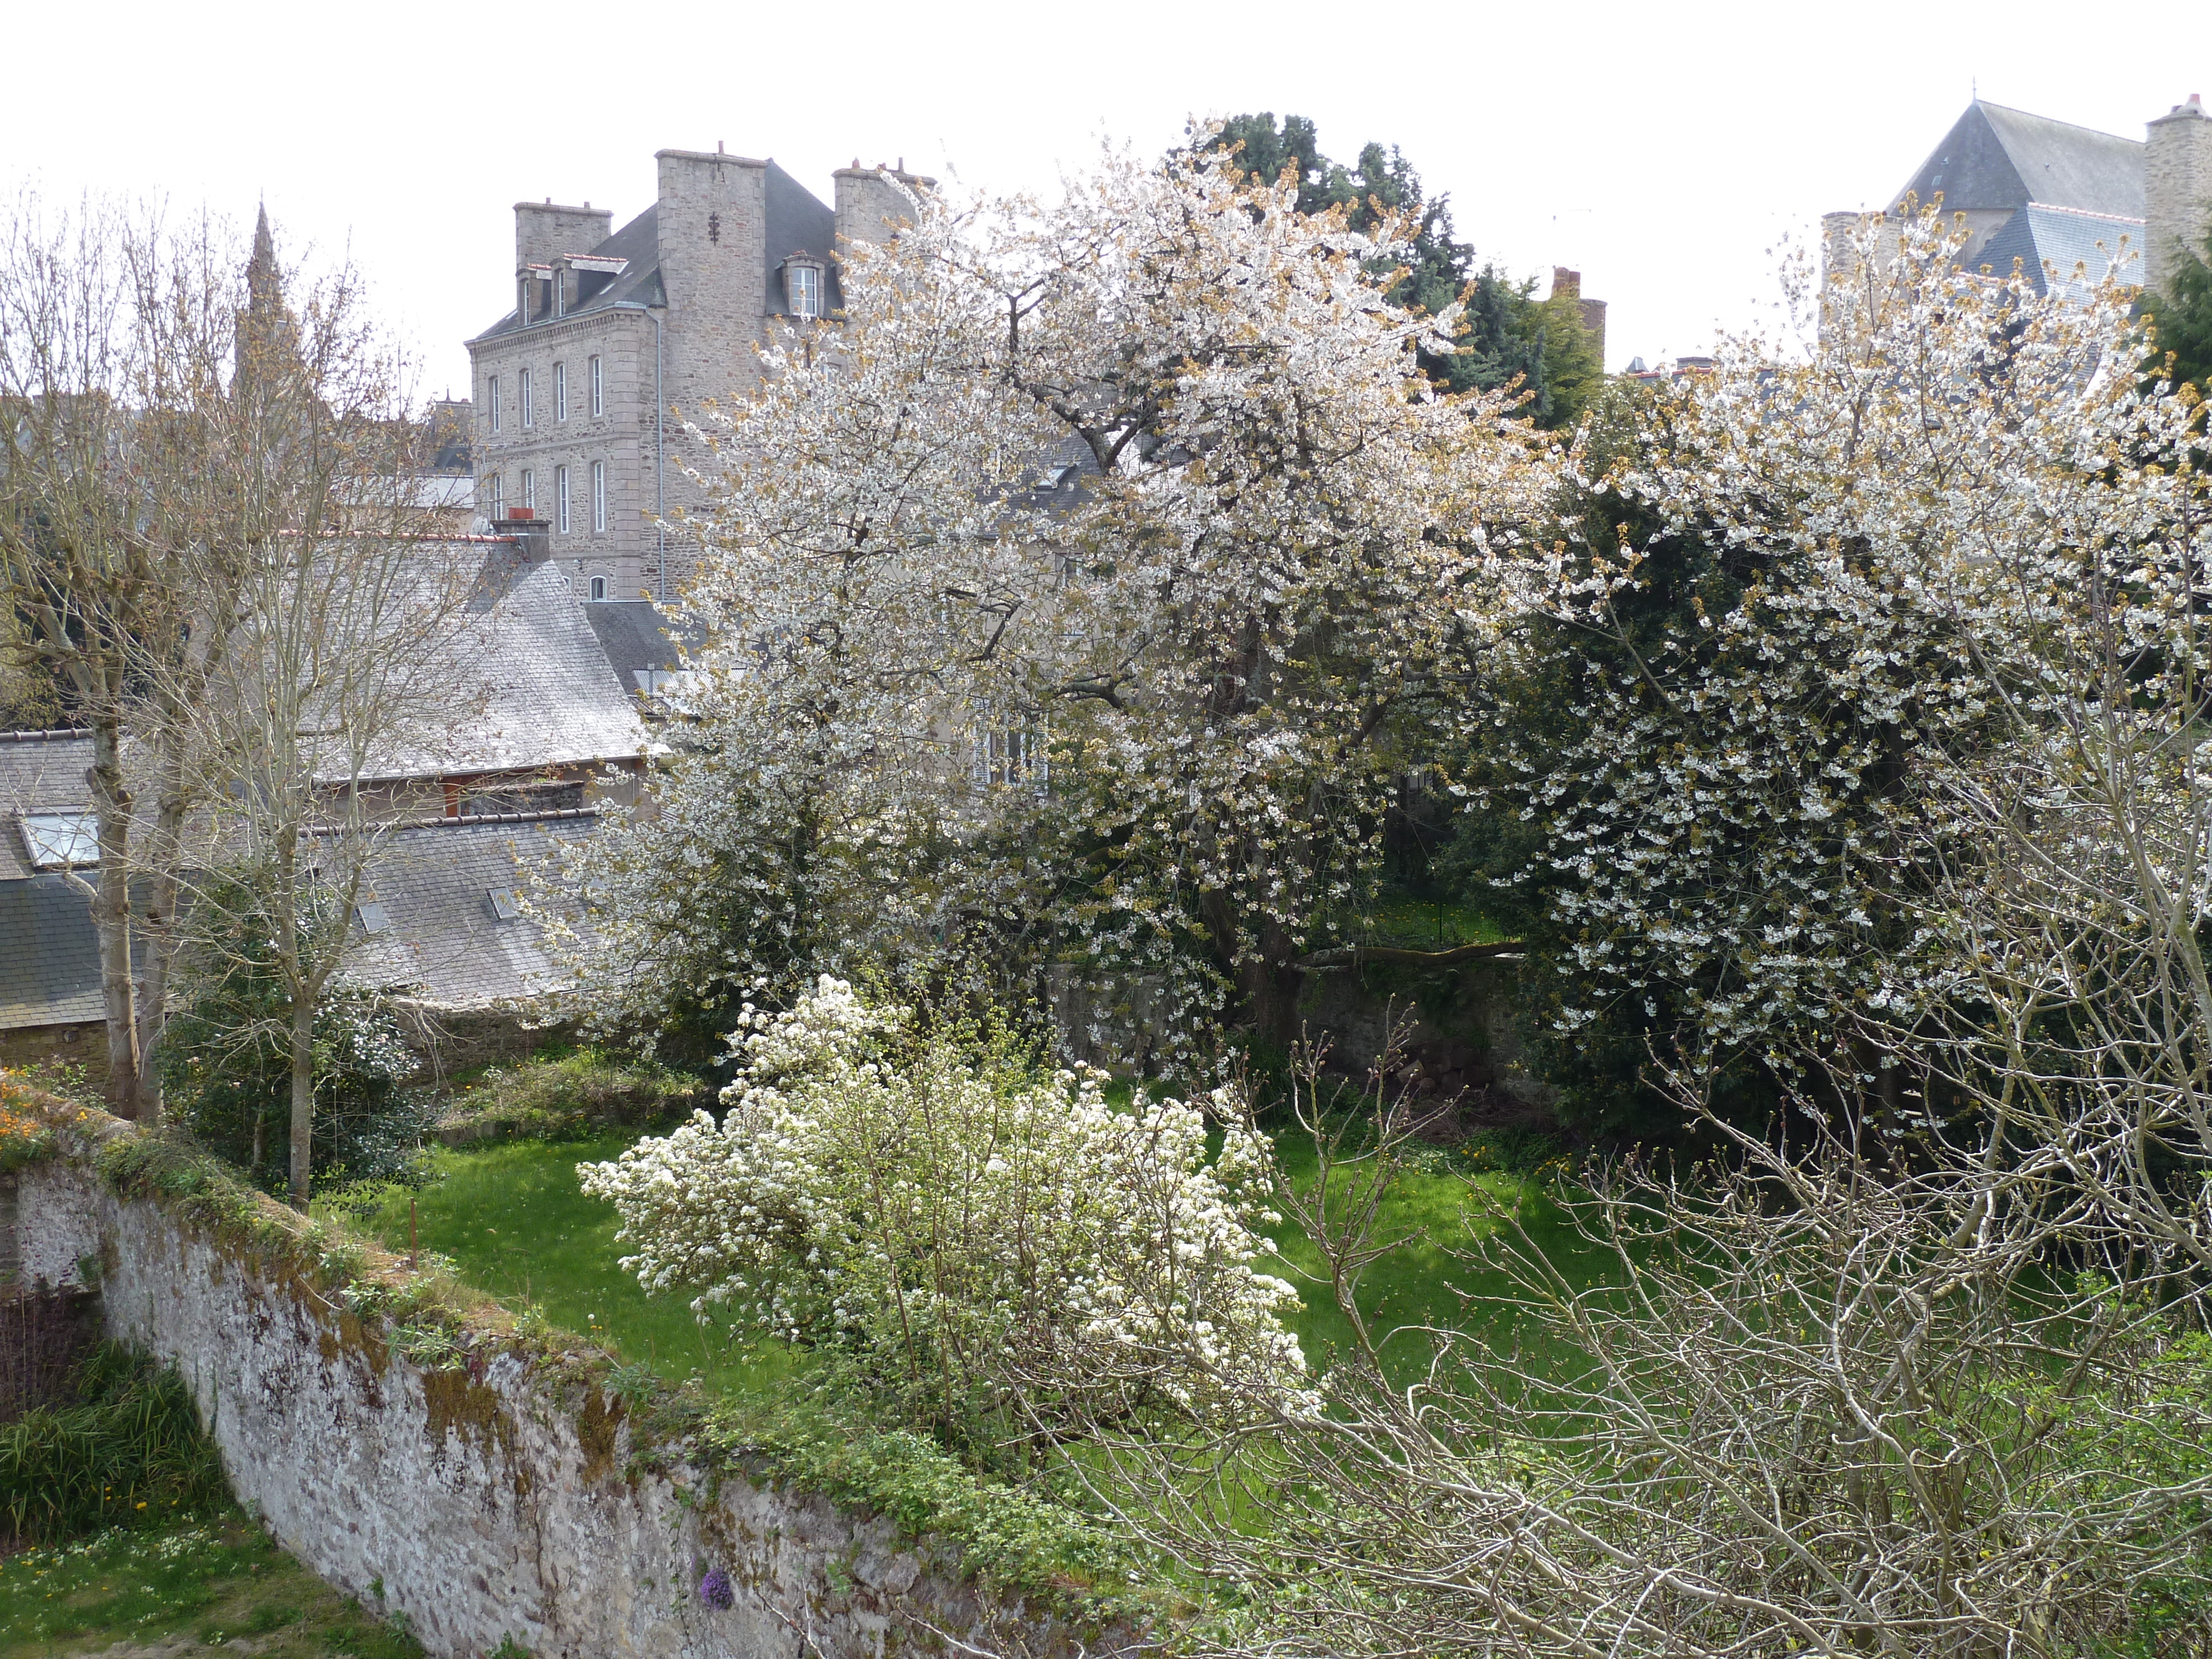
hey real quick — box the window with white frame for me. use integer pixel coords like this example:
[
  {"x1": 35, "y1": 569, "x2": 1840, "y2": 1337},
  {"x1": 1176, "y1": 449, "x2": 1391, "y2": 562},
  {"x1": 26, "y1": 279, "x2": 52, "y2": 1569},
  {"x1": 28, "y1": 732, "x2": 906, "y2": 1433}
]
[
  {"x1": 522, "y1": 469, "x2": 535, "y2": 511},
  {"x1": 588, "y1": 355, "x2": 602, "y2": 416},
  {"x1": 554, "y1": 361, "x2": 567, "y2": 421},
  {"x1": 974, "y1": 729, "x2": 1045, "y2": 789},
  {"x1": 489, "y1": 473, "x2": 505, "y2": 518},
  {"x1": 785, "y1": 260, "x2": 822, "y2": 319},
  {"x1": 20, "y1": 811, "x2": 99, "y2": 869},
  {"x1": 589, "y1": 575, "x2": 608, "y2": 602},
  {"x1": 556, "y1": 465, "x2": 570, "y2": 533},
  {"x1": 487, "y1": 375, "x2": 501, "y2": 434},
  {"x1": 519, "y1": 367, "x2": 534, "y2": 429},
  {"x1": 591, "y1": 460, "x2": 606, "y2": 531}
]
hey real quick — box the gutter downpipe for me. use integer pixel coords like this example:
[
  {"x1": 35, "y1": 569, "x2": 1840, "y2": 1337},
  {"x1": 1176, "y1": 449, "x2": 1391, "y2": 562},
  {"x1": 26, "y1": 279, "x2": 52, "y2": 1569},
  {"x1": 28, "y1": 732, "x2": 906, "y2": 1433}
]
[{"x1": 614, "y1": 300, "x2": 669, "y2": 603}]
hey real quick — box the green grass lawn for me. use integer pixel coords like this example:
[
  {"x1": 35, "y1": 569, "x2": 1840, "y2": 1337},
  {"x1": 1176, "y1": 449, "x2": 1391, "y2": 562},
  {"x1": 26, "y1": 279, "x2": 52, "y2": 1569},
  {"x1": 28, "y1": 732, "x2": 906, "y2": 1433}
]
[
  {"x1": 333, "y1": 1132, "x2": 799, "y2": 1402},
  {"x1": 0, "y1": 1511, "x2": 421, "y2": 1657},
  {"x1": 1358, "y1": 895, "x2": 1514, "y2": 950},
  {"x1": 1264, "y1": 1133, "x2": 1606, "y2": 1387},
  {"x1": 331, "y1": 1118, "x2": 1604, "y2": 1402}
]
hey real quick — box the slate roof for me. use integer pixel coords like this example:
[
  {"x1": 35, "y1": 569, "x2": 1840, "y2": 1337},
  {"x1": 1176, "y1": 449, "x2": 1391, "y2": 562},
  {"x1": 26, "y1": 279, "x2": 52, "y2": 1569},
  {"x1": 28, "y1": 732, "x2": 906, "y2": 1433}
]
[
  {"x1": 762, "y1": 164, "x2": 847, "y2": 317},
  {"x1": 1895, "y1": 101, "x2": 2144, "y2": 219},
  {"x1": 582, "y1": 601, "x2": 706, "y2": 694},
  {"x1": 1974, "y1": 204, "x2": 2142, "y2": 298},
  {"x1": 367, "y1": 542, "x2": 651, "y2": 780},
  {"x1": 345, "y1": 810, "x2": 599, "y2": 1011},
  {"x1": 0, "y1": 732, "x2": 96, "y2": 881},
  {"x1": 0, "y1": 875, "x2": 105, "y2": 1031},
  {"x1": 0, "y1": 547, "x2": 651, "y2": 813},
  {"x1": 468, "y1": 162, "x2": 843, "y2": 343}
]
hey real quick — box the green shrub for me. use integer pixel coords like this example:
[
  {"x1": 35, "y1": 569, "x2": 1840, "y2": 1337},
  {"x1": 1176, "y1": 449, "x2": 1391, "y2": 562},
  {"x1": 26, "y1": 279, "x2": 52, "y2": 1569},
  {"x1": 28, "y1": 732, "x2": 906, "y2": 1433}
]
[
  {"x1": 440, "y1": 1050, "x2": 704, "y2": 1142},
  {"x1": 0, "y1": 1343, "x2": 226, "y2": 1545},
  {"x1": 160, "y1": 878, "x2": 439, "y2": 1197}
]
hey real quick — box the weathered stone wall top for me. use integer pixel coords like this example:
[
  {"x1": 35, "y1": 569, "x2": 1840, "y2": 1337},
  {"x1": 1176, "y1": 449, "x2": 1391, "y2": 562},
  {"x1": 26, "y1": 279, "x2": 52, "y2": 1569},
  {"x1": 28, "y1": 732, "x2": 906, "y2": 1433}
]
[{"x1": 9, "y1": 1111, "x2": 1126, "y2": 1659}]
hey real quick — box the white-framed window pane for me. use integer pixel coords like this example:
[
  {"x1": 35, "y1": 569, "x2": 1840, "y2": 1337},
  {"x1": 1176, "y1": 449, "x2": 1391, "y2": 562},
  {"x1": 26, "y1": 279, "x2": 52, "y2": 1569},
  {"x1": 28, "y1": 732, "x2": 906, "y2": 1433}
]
[
  {"x1": 589, "y1": 575, "x2": 607, "y2": 601},
  {"x1": 522, "y1": 469, "x2": 535, "y2": 510},
  {"x1": 589, "y1": 355, "x2": 602, "y2": 416},
  {"x1": 520, "y1": 367, "x2": 533, "y2": 428},
  {"x1": 488, "y1": 376, "x2": 500, "y2": 434},
  {"x1": 21, "y1": 811, "x2": 99, "y2": 869},
  {"x1": 790, "y1": 264, "x2": 820, "y2": 317},
  {"x1": 592, "y1": 460, "x2": 606, "y2": 531},
  {"x1": 555, "y1": 361, "x2": 567, "y2": 421},
  {"x1": 974, "y1": 729, "x2": 1045, "y2": 789},
  {"x1": 556, "y1": 465, "x2": 570, "y2": 534},
  {"x1": 489, "y1": 473, "x2": 504, "y2": 518}
]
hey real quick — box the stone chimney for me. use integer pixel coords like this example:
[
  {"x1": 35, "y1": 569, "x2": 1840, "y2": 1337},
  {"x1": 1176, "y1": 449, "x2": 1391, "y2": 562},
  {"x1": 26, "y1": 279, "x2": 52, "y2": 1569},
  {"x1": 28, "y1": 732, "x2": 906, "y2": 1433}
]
[
  {"x1": 514, "y1": 200, "x2": 612, "y2": 274},
  {"x1": 491, "y1": 510, "x2": 550, "y2": 562},
  {"x1": 834, "y1": 162, "x2": 933, "y2": 255},
  {"x1": 2146, "y1": 94, "x2": 2212, "y2": 297}
]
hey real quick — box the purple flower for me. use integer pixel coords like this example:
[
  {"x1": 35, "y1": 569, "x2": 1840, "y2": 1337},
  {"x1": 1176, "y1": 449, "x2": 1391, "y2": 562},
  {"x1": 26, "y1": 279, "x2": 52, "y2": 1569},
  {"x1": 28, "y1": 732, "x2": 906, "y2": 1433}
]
[{"x1": 698, "y1": 1568, "x2": 734, "y2": 1610}]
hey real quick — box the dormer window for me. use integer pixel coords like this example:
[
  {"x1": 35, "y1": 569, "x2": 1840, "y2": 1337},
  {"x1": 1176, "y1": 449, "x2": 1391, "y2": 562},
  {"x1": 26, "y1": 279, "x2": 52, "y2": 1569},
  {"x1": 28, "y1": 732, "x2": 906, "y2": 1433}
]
[{"x1": 782, "y1": 255, "x2": 824, "y2": 320}]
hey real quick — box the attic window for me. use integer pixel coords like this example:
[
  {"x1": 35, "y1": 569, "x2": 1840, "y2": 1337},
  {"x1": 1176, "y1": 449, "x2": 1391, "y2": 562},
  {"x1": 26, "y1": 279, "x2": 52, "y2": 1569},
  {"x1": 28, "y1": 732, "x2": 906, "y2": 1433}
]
[
  {"x1": 1040, "y1": 465, "x2": 1076, "y2": 489},
  {"x1": 782, "y1": 257, "x2": 823, "y2": 320},
  {"x1": 487, "y1": 888, "x2": 521, "y2": 921},
  {"x1": 21, "y1": 811, "x2": 98, "y2": 869},
  {"x1": 355, "y1": 900, "x2": 393, "y2": 935}
]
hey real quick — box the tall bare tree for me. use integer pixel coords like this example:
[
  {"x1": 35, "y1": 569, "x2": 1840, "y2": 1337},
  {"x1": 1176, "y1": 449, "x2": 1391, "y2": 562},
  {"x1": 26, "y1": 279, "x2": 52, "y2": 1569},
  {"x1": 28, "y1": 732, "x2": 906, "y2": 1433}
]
[{"x1": 0, "y1": 194, "x2": 255, "y2": 1117}]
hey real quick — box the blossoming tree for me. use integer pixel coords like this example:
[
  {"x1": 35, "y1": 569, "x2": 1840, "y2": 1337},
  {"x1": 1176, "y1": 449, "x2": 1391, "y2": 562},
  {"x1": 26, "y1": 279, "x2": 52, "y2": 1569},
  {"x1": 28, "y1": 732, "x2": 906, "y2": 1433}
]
[
  {"x1": 1472, "y1": 206, "x2": 2201, "y2": 1095},
  {"x1": 557, "y1": 138, "x2": 1548, "y2": 1058}
]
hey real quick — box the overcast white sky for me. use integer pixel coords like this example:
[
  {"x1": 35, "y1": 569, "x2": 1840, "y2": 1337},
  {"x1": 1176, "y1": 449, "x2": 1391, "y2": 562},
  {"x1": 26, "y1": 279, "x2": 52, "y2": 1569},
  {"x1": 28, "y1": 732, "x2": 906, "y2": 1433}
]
[{"x1": 7, "y1": 0, "x2": 2210, "y2": 397}]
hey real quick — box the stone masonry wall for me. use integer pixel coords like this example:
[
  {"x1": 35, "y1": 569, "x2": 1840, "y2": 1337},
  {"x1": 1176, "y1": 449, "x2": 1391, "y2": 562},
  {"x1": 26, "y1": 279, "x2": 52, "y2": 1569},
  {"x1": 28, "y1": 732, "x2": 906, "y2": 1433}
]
[{"x1": 11, "y1": 1147, "x2": 1107, "y2": 1659}]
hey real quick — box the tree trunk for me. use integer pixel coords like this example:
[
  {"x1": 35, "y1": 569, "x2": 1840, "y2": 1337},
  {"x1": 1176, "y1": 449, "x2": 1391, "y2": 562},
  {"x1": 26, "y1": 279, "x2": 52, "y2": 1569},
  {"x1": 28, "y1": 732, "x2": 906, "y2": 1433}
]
[
  {"x1": 287, "y1": 992, "x2": 315, "y2": 1211},
  {"x1": 86, "y1": 715, "x2": 141, "y2": 1118},
  {"x1": 1198, "y1": 888, "x2": 1307, "y2": 1056},
  {"x1": 128, "y1": 739, "x2": 194, "y2": 1125}
]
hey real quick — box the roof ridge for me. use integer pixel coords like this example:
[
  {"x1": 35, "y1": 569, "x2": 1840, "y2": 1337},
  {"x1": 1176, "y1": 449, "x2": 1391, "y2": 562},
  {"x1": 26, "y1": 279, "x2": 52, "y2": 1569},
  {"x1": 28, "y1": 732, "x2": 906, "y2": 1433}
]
[
  {"x1": 382, "y1": 805, "x2": 603, "y2": 832},
  {"x1": 2023, "y1": 200, "x2": 2146, "y2": 225},
  {"x1": 1977, "y1": 100, "x2": 2142, "y2": 144},
  {"x1": 0, "y1": 728, "x2": 92, "y2": 743}
]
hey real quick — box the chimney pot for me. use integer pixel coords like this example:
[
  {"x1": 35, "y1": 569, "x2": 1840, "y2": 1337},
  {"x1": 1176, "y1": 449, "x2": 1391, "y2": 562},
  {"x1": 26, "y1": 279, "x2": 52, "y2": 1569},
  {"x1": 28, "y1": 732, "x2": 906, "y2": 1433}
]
[{"x1": 717, "y1": 139, "x2": 725, "y2": 154}]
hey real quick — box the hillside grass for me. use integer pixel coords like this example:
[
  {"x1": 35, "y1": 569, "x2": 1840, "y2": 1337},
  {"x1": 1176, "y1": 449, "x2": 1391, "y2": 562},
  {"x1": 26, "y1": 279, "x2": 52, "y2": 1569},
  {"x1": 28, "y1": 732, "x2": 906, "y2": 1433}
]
[
  {"x1": 336, "y1": 1114, "x2": 1603, "y2": 1402},
  {"x1": 0, "y1": 1512, "x2": 424, "y2": 1658},
  {"x1": 334, "y1": 1132, "x2": 799, "y2": 1403}
]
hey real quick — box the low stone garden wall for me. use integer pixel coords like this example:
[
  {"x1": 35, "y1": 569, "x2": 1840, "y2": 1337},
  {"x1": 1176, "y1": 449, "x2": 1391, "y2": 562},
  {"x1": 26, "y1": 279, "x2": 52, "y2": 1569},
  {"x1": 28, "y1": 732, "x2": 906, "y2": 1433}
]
[{"x1": 4, "y1": 1103, "x2": 1130, "y2": 1659}]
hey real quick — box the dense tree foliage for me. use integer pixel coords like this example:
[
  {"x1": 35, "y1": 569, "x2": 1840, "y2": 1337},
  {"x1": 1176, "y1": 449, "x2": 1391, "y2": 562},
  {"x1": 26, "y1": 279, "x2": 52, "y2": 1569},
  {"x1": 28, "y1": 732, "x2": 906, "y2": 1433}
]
[
  {"x1": 159, "y1": 877, "x2": 432, "y2": 1196},
  {"x1": 2144, "y1": 217, "x2": 2212, "y2": 393},
  {"x1": 1207, "y1": 113, "x2": 1599, "y2": 426}
]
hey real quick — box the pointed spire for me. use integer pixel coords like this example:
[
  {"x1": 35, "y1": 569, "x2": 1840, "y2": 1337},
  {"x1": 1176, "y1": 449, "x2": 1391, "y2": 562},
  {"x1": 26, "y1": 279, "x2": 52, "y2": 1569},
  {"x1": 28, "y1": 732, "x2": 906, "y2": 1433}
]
[{"x1": 239, "y1": 200, "x2": 295, "y2": 383}]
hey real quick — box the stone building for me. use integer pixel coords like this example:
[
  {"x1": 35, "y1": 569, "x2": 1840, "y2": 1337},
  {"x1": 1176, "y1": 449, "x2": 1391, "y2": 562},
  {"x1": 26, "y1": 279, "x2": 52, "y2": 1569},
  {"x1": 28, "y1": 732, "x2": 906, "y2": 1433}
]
[
  {"x1": 466, "y1": 148, "x2": 928, "y2": 603},
  {"x1": 1823, "y1": 94, "x2": 2212, "y2": 303}
]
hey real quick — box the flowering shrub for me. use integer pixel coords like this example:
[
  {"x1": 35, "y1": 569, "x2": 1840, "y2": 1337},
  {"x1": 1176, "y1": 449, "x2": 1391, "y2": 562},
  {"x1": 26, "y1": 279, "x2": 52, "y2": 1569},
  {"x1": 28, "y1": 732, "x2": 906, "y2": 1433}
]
[
  {"x1": 580, "y1": 978, "x2": 1311, "y2": 1443},
  {"x1": 0, "y1": 1080, "x2": 57, "y2": 1173}
]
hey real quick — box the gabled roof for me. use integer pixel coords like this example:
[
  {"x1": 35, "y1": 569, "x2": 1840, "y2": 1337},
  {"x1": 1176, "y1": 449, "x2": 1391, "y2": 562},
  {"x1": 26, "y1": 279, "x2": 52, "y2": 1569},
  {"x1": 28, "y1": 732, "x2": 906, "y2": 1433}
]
[
  {"x1": 346, "y1": 810, "x2": 598, "y2": 1010},
  {"x1": 0, "y1": 543, "x2": 650, "y2": 855},
  {"x1": 1895, "y1": 101, "x2": 2144, "y2": 220}
]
